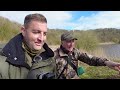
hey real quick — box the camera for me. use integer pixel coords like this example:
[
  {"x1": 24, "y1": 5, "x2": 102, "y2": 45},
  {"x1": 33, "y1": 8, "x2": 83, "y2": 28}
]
[{"x1": 37, "y1": 72, "x2": 55, "y2": 79}]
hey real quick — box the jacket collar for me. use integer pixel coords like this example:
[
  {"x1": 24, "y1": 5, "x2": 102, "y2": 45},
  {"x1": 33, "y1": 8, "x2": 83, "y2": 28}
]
[{"x1": 1, "y1": 33, "x2": 30, "y2": 69}]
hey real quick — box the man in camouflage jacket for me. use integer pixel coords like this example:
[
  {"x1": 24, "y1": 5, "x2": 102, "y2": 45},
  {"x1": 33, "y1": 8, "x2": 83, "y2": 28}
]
[{"x1": 54, "y1": 32, "x2": 120, "y2": 79}]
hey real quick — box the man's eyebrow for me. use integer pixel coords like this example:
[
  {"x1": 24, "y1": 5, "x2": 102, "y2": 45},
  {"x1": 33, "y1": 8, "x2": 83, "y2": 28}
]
[
  {"x1": 44, "y1": 31, "x2": 47, "y2": 33},
  {"x1": 32, "y1": 29, "x2": 47, "y2": 33},
  {"x1": 32, "y1": 29, "x2": 40, "y2": 31}
]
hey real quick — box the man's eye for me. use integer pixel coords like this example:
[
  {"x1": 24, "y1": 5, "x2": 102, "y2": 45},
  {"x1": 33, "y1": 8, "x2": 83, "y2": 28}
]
[{"x1": 44, "y1": 33, "x2": 47, "y2": 36}]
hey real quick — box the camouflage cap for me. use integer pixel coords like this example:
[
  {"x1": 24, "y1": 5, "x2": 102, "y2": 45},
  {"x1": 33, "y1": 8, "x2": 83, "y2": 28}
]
[{"x1": 61, "y1": 32, "x2": 77, "y2": 41}]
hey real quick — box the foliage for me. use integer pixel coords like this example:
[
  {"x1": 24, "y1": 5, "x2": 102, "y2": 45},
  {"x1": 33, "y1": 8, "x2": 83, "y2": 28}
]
[{"x1": 92, "y1": 28, "x2": 120, "y2": 44}]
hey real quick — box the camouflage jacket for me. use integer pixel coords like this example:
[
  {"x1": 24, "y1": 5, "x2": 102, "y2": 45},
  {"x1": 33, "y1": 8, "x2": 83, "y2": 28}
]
[{"x1": 54, "y1": 47, "x2": 109, "y2": 79}]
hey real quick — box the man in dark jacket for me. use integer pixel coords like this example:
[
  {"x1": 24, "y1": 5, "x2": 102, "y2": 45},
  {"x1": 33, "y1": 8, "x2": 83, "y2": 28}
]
[
  {"x1": 0, "y1": 13, "x2": 56, "y2": 79},
  {"x1": 54, "y1": 31, "x2": 120, "y2": 79}
]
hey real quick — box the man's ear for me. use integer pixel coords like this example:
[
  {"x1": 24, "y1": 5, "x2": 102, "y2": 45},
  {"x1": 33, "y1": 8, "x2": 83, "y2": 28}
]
[{"x1": 21, "y1": 26, "x2": 25, "y2": 37}]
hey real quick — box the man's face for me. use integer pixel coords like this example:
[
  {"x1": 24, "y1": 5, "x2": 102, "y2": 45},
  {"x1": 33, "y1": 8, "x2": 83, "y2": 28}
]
[
  {"x1": 62, "y1": 40, "x2": 75, "y2": 52},
  {"x1": 21, "y1": 21, "x2": 47, "y2": 51}
]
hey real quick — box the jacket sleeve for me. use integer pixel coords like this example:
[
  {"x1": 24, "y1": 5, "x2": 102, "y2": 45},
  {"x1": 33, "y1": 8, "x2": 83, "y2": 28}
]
[{"x1": 77, "y1": 52, "x2": 109, "y2": 66}]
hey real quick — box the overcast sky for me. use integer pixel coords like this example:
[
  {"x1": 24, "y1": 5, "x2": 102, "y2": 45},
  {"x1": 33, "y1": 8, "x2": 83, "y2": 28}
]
[{"x1": 0, "y1": 11, "x2": 120, "y2": 30}]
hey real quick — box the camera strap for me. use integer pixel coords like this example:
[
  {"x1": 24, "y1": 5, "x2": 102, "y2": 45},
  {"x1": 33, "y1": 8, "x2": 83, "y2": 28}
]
[
  {"x1": 57, "y1": 55, "x2": 78, "y2": 79},
  {"x1": 57, "y1": 62, "x2": 68, "y2": 79},
  {"x1": 67, "y1": 54, "x2": 78, "y2": 74}
]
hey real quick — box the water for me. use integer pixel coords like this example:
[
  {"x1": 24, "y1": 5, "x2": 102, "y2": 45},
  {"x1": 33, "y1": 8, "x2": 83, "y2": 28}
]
[{"x1": 99, "y1": 44, "x2": 120, "y2": 60}]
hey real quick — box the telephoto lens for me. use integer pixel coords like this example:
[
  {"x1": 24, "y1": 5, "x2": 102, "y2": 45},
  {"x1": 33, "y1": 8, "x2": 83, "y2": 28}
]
[{"x1": 38, "y1": 72, "x2": 55, "y2": 79}]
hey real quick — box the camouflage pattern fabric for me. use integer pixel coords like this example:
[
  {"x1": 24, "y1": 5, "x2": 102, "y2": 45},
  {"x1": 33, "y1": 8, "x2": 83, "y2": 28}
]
[{"x1": 54, "y1": 47, "x2": 109, "y2": 79}]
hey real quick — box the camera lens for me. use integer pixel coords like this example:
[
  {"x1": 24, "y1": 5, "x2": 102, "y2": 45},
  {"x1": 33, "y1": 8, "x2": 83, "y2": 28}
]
[
  {"x1": 37, "y1": 72, "x2": 55, "y2": 79},
  {"x1": 42, "y1": 73, "x2": 55, "y2": 79}
]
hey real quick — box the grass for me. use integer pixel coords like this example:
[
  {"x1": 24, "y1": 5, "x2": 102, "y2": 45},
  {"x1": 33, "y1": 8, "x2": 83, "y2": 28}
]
[
  {"x1": 78, "y1": 47, "x2": 120, "y2": 79},
  {"x1": 79, "y1": 64, "x2": 120, "y2": 79}
]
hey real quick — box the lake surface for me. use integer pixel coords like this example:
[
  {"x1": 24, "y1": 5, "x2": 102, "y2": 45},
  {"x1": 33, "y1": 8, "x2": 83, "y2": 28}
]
[{"x1": 98, "y1": 44, "x2": 120, "y2": 60}]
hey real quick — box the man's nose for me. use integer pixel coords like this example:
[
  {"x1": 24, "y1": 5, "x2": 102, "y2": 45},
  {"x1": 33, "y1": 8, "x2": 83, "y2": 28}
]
[{"x1": 38, "y1": 33, "x2": 44, "y2": 41}]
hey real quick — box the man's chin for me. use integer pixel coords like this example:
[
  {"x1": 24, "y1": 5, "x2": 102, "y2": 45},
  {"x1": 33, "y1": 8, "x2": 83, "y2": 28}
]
[{"x1": 33, "y1": 46, "x2": 42, "y2": 51}]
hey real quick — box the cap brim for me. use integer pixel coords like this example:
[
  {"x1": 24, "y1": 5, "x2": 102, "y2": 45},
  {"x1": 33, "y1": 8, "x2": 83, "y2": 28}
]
[
  {"x1": 62, "y1": 37, "x2": 78, "y2": 41},
  {"x1": 66, "y1": 38, "x2": 78, "y2": 41}
]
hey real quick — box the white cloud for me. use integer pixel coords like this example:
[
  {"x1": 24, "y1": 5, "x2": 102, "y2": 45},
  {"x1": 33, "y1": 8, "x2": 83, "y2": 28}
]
[
  {"x1": 0, "y1": 11, "x2": 72, "y2": 29},
  {"x1": 1, "y1": 11, "x2": 120, "y2": 30},
  {"x1": 74, "y1": 11, "x2": 120, "y2": 30}
]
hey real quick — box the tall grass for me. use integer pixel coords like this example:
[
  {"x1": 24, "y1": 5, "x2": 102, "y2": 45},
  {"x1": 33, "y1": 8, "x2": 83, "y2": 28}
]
[
  {"x1": 47, "y1": 29, "x2": 67, "y2": 45},
  {"x1": 0, "y1": 16, "x2": 20, "y2": 42},
  {"x1": 89, "y1": 46, "x2": 108, "y2": 58},
  {"x1": 75, "y1": 31, "x2": 99, "y2": 51}
]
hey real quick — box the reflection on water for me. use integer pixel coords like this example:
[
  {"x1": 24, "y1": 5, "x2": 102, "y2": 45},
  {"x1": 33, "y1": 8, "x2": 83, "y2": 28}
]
[{"x1": 98, "y1": 44, "x2": 120, "y2": 60}]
